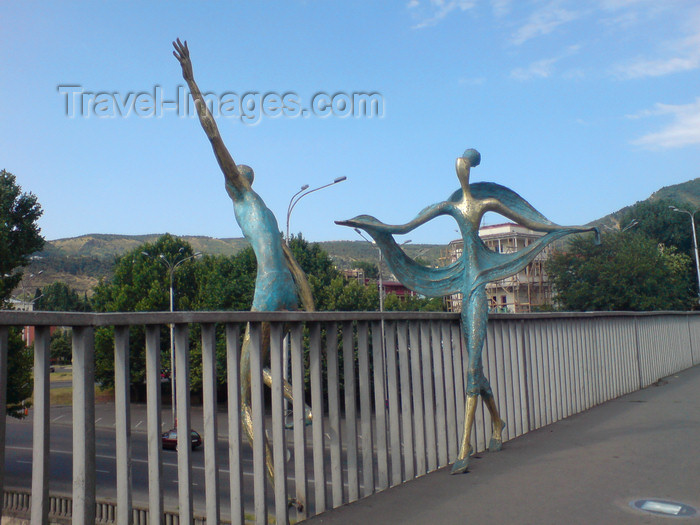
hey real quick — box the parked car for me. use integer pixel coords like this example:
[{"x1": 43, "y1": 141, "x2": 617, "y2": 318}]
[{"x1": 161, "y1": 428, "x2": 202, "y2": 450}]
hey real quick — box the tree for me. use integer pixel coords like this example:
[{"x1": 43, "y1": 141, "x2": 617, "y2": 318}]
[
  {"x1": 546, "y1": 232, "x2": 694, "y2": 311},
  {"x1": 617, "y1": 198, "x2": 693, "y2": 255},
  {"x1": 50, "y1": 329, "x2": 72, "y2": 364},
  {"x1": 4, "y1": 329, "x2": 33, "y2": 418},
  {"x1": 0, "y1": 170, "x2": 44, "y2": 417},
  {"x1": 35, "y1": 281, "x2": 90, "y2": 312},
  {"x1": 91, "y1": 234, "x2": 200, "y2": 388},
  {"x1": 0, "y1": 170, "x2": 44, "y2": 303},
  {"x1": 354, "y1": 260, "x2": 379, "y2": 280},
  {"x1": 384, "y1": 293, "x2": 445, "y2": 312},
  {"x1": 192, "y1": 249, "x2": 256, "y2": 311}
]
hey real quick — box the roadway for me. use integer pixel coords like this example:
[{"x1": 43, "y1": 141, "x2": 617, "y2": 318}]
[{"x1": 3, "y1": 403, "x2": 260, "y2": 519}]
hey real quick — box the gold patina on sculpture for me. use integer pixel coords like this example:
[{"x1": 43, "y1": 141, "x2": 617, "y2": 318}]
[
  {"x1": 173, "y1": 39, "x2": 312, "y2": 489},
  {"x1": 338, "y1": 149, "x2": 599, "y2": 474}
]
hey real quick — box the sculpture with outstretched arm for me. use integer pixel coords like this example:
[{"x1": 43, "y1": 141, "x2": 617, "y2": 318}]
[
  {"x1": 173, "y1": 39, "x2": 313, "y2": 492},
  {"x1": 337, "y1": 149, "x2": 599, "y2": 474}
]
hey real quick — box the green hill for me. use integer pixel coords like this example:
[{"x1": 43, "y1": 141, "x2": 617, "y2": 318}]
[
  {"x1": 21, "y1": 177, "x2": 700, "y2": 297},
  {"x1": 590, "y1": 177, "x2": 700, "y2": 230},
  {"x1": 23, "y1": 234, "x2": 444, "y2": 296}
]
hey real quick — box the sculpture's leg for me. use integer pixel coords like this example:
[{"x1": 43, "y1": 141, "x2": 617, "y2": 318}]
[
  {"x1": 452, "y1": 285, "x2": 489, "y2": 474},
  {"x1": 483, "y1": 393, "x2": 506, "y2": 452},
  {"x1": 261, "y1": 368, "x2": 313, "y2": 428},
  {"x1": 239, "y1": 321, "x2": 311, "y2": 495},
  {"x1": 240, "y1": 322, "x2": 277, "y2": 484},
  {"x1": 452, "y1": 393, "x2": 478, "y2": 474}
]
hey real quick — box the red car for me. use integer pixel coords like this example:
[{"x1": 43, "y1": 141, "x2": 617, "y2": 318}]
[{"x1": 161, "y1": 428, "x2": 203, "y2": 450}]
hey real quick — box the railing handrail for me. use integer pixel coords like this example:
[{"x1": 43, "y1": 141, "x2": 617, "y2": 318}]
[
  {"x1": 2, "y1": 309, "x2": 699, "y2": 524},
  {"x1": 1, "y1": 309, "x2": 699, "y2": 327}
]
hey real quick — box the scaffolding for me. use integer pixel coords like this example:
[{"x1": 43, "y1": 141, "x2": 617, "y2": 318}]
[{"x1": 441, "y1": 223, "x2": 555, "y2": 313}]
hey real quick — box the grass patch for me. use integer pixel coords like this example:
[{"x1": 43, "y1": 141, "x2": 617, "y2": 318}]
[
  {"x1": 47, "y1": 385, "x2": 114, "y2": 406},
  {"x1": 50, "y1": 371, "x2": 72, "y2": 382}
]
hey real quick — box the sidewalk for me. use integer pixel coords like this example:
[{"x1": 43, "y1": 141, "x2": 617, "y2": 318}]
[{"x1": 306, "y1": 365, "x2": 700, "y2": 524}]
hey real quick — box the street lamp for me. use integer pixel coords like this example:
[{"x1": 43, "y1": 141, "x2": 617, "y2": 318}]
[
  {"x1": 142, "y1": 248, "x2": 202, "y2": 426},
  {"x1": 603, "y1": 219, "x2": 638, "y2": 233},
  {"x1": 353, "y1": 231, "x2": 412, "y2": 310},
  {"x1": 16, "y1": 271, "x2": 44, "y2": 310},
  {"x1": 669, "y1": 206, "x2": 700, "y2": 304},
  {"x1": 286, "y1": 176, "x2": 347, "y2": 242},
  {"x1": 354, "y1": 230, "x2": 411, "y2": 405}
]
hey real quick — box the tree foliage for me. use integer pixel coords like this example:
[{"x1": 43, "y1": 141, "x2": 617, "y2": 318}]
[
  {"x1": 35, "y1": 281, "x2": 90, "y2": 312},
  {"x1": 384, "y1": 293, "x2": 445, "y2": 312},
  {"x1": 546, "y1": 232, "x2": 693, "y2": 311},
  {"x1": 50, "y1": 329, "x2": 73, "y2": 364},
  {"x1": 0, "y1": 170, "x2": 44, "y2": 303},
  {"x1": 91, "y1": 234, "x2": 200, "y2": 388},
  {"x1": 354, "y1": 260, "x2": 379, "y2": 280},
  {"x1": 0, "y1": 170, "x2": 44, "y2": 417},
  {"x1": 618, "y1": 198, "x2": 693, "y2": 255},
  {"x1": 89, "y1": 232, "x2": 447, "y2": 390},
  {"x1": 5, "y1": 328, "x2": 33, "y2": 417}
]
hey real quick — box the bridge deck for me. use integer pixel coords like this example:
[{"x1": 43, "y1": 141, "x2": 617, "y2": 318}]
[{"x1": 306, "y1": 365, "x2": 700, "y2": 524}]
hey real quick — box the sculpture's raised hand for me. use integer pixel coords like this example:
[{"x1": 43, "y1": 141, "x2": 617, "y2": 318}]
[{"x1": 172, "y1": 38, "x2": 193, "y2": 81}]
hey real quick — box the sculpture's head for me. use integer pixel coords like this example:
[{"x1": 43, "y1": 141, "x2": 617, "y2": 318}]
[
  {"x1": 239, "y1": 165, "x2": 255, "y2": 185},
  {"x1": 461, "y1": 148, "x2": 481, "y2": 168},
  {"x1": 456, "y1": 149, "x2": 480, "y2": 195}
]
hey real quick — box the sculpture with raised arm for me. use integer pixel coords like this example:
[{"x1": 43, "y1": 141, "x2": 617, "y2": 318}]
[
  {"x1": 337, "y1": 148, "x2": 599, "y2": 474},
  {"x1": 173, "y1": 39, "x2": 312, "y2": 489}
]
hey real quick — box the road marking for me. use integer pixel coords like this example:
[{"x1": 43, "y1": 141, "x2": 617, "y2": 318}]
[
  {"x1": 95, "y1": 418, "x2": 102, "y2": 424},
  {"x1": 52, "y1": 415, "x2": 65, "y2": 422},
  {"x1": 96, "y1": 469, "x2": 110, "y2": 474},
  {"x1": 135, "y1": 420, "x2": 143, "y2": 429},
  {"x1": 17, "y1": 460, "x2": 32, "y2": 465}
]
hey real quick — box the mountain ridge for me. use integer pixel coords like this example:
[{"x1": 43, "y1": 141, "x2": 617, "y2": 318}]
[{"x1": 21, "y1": 177, "x2": 700, "y2": 296}]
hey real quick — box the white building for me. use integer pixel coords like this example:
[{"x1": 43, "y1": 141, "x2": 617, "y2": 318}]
[{"x1": 444, "y1": 223, "x2": 555, "y2": 313}]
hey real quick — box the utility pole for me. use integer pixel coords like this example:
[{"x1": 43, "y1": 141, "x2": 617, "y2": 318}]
[{"x1": 142, "y1": 248, "x2": 201, "y2": 426}]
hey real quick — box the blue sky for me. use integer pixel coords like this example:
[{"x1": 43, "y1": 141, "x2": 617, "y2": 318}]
[{"x1": 1, "y1": 0, "x2": 699, "y2": 244}]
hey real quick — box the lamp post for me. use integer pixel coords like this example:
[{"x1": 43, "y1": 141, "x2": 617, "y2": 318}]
[
  {"x1": 143, "y1": 248, "x2": 202, "y2": 426},
  {"x1": 354, "y1": 230, "x2": 411, "y2": 405},
  {"x1": 15, "y1": 271, "x2": 44, "y2": 311},
  {"x1": 286, "y1": 176, "x2": 347, "y2": 242},
  {"x1": 603, "y1": 219, "x2": 638, "y2": 233},
  {"x1": 281, "y1": 176, "x2": 347, "y2": 421},
  {"x1": 669, "y1": 206, "x2": 700, "y2": 304}
]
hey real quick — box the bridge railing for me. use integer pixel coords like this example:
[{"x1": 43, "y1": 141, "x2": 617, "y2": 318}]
[{"x1": 0, "y1": 310, "x2": 699, "y2": 525}]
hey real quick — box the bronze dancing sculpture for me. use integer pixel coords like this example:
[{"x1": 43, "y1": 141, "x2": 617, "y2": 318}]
[
  {"x1": 173, "y1": 39, "x2": 312, "y2": 486},
  {"x1": 337, "y1": 149, "x2": 599, "y2": 474}
]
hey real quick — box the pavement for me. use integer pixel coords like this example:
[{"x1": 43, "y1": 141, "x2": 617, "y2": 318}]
[{"x1": 305, "y1": 364, "x2": 700, "y2": 525}]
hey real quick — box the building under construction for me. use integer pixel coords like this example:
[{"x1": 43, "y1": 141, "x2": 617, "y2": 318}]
[{"x1": 443, "y1": 223, "x2": 555, "y2": 313}]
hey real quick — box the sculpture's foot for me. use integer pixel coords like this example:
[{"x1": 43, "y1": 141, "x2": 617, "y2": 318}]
[
  {"x1": 451, "y1": 457, "x2": 470, "y2": 475},
  {"x1": 284, "y1": 405, "x2": 313, "y2": 430},
  {"x1": 489, "y1": 419, "x2": 506, "y2": 452},
  {"x1": 451, "y1": 445, "x2": 473, "y2": 475}
]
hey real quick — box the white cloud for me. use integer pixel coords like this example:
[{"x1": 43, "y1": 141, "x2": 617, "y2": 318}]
[
  {"x1": 614, "y1": 29, "x2": 700, "y2": 78},
  {"x1": 510, "y1": 45, "x2": 581, "y2": 80},
  {"x1": 408, "y1": 0, "x2": 477, "y2": 29},
  {"x1": 611, "y1": 6, "x2": 700, "y2": 78},
  {"x1": 631, "y1": 98, "x2": 700, "y2": 149},
  {"x1": 511, "y1": 4, "x2": 580, "y2": 45},
  {"x1": 510, "y1": 58, "x2": 558, "y2": 80},
  {"x1": 490, "y1": 0, "x2": 512, "y2": 17}
]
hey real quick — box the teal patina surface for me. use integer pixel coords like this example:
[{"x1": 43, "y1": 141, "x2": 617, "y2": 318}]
[
  {"x1": 337, "y1": 148, "x2": 599, "y2": 474},
  {"x1": 174, "y1": 39, "x2": 311, "y2": 493},
  {"x1": 226, "y1": 173, "x2": 298, "y2": 313}
]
